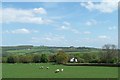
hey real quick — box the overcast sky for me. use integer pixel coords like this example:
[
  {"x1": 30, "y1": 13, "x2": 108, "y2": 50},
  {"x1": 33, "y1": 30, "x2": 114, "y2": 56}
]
[{"x1": 1, "y1": 1, "x2": 118, "y2": 48}]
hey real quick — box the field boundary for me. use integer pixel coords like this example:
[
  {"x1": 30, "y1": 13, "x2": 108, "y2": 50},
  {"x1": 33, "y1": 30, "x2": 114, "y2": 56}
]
[
  {"x1": 1, "y1": 78, "x2": 119, "y2": 80},
  {"x1": 64, "y1": 63, "x2": 120, "y2": 67}
]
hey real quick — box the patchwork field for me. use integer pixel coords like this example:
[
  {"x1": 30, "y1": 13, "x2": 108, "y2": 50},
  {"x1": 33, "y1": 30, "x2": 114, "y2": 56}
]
[{"x1": 2, "y1": 63, "x2": 118, "y2": 78}]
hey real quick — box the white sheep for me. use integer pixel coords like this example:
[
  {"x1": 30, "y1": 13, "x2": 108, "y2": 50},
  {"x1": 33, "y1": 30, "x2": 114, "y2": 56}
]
[
  {"x1": 46, "y1": 67, "x2": 49, "y2": 69},
  {"x1": 39, "y1": 66, "x2": 44, "y2": 69},
  {"x1": 55, "y1": 69, "x2": 60, "y2": 73},
  {"x1": 61, "y1": 69, "x2": 64, "y2": 72},
  {"x1": 41, "y1": 66, "x2": 44, "y2": 69}
]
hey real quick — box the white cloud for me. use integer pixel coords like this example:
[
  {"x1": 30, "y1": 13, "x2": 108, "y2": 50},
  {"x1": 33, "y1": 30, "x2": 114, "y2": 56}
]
[
  {"x1": 58, "y1": 21, "x2": 80, "y2": 34},
  {"x1": 11, "y1": 28, "x2": 30, "y2": 34},
  {"x1": 59, "y1": 26, "x2": 70, "y2": 30},
  {"x1": 30, "y1": 34, "x2": 68, "y2": 46},
  {"x1": 0, "y1": 8, "x2": 2, "y2": 23},
  {"x1": 33, "y1": 8, "x2": 47, "y2": 14},
  {"x1": 32, "y1": 30, "x2": 39, "y2": 33},
  {"x1": 86, "y1": 19, "x2": 97, "y2": 26},
  {"x1": 79, "y1": 36, "x2": 117, "y2": 48},
  {"x1": 1, "y1": 8, "x2": 52, "y2": 24},
  {"x1": 32, "y1": 34, "x2": 65, "y2": 42},
  {"x1": 86, "y1": 21, "x2": 92, "y2": 26},
  {"x1": 4, "y1": 28, "x2": 39, "y2": 34},
  {"x1": 63, "y1": 21, "x2": 71, "y2": 26},
  {"x1": 83, "y1": 31, "x2": 91, "y2": 34},
  {"x1": 108, "y1": 26, "x2": 117, "y2": 30},
  {"x1": 71, "y1": 29, "x2": 80, "y2": 34},
  {"x1": 59, "y1": 25, "x2": 80, "y2": 34},
  {"x1": 45, "y1": 35, "x2": 65, "y2": 42},
  {"x1": 80, "y1": 0, "x2": 118, "y2": 13},
  {"x1": 98, "y1": 35, "x2": 109, "y2": 39}
]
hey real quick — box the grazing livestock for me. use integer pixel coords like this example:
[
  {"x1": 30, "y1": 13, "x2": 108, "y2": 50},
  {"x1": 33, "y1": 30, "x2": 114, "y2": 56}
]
[
  {"x1": 39, "y1": 66, "x2": 44, "y2": 69},
  {"x1": 41, "y1": 66, "x2": 44, "y2": 69},
  {"x1": 55, "y1": 69, "x2": 60, "y2": 73},
  {"x1": 61, "y1": 69, "x2": 64, "y2": 72},
  {"x1": 46, "y1": 67, "x2": 49, "y2": 69}
]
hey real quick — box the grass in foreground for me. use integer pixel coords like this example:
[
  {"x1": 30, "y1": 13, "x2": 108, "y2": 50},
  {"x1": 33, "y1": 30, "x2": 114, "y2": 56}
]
[{"x1": 2, "y1": 63, "x2": 118, "y2": 78}]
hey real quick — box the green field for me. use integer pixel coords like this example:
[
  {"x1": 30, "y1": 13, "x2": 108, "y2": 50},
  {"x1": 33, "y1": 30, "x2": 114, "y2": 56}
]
[
  {"x1": 0, "y1": 63, "x2": 1, "y2": 79},
  {"x1": 2, "y1": 63, "x2": 118, "y2": 78}
]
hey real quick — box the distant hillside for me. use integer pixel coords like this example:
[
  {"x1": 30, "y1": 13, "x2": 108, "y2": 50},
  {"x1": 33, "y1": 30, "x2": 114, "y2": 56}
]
[{"x1": 1, "y1": 45, "x2": 101, "y2": 57}]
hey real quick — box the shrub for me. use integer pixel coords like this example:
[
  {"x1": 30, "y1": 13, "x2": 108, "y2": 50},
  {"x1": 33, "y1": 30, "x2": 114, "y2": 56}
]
[
  {"x1": 19, "y1": 55, "x2": 32, "y2": 63},
  {"x1": 7, "y1": 56, "x2": 18, "y2": 63},
  {"x1": 33, "y1": 54, "x2": 41, "y2": 63},
  {"x1": 55, "y1": 50, "x2": 69, "y2": 64},
  {"x1": 40, "y1": 54, "x2": 48, "y2": 63},
  {"x1": 82, "y1": 53, "x2": 92, "y2": 63},
  {"x1": 48, "y1": 55, "x2": 56, "y2": 62},
  {"x1": 2, "y1": 57, "x2": 7, "y2": 63}
]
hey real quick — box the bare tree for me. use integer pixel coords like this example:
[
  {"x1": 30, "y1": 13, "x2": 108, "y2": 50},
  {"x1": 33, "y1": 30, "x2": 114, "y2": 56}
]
[{"x1": 101, "y1": 44, "x2": 117, "y2": 63}]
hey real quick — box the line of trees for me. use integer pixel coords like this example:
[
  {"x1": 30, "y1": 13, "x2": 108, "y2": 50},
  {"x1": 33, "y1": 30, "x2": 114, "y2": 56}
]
[
  {"x1": 2, "y1": 51, "x2": 69, "y2": 64},
  {"x1": 2, "y1": 44, "x2": 119, "y2": 64},
  {"x1": 3, "y1": 54, "x2": 48, "y2": 63}
]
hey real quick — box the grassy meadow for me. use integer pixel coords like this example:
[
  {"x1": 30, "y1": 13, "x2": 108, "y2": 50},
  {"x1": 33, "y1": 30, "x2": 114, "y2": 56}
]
[{"x1": 2, "y1": 63, "x2": 118, "y2": 78}]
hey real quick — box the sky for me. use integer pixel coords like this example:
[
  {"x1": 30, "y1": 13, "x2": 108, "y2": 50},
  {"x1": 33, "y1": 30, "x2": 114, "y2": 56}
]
[{"x1": 1, "y1": 0, "x2": 118, "y2": 48}]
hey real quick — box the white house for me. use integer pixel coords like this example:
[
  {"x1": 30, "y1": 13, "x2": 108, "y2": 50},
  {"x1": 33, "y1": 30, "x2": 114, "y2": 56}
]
[
  {"x1": 70, "y1": 57, "x2": 78, "y2": 63},
  {"x1": 75, "y1": 59, "x2": 78, "y2": 62},
  {"x1": 70, "y1": 58, "x2": 74, "y2": 62}
]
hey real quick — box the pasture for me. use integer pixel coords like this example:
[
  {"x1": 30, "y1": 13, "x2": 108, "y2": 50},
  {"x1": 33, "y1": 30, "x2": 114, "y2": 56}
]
[{"x1": 2, "y1": 63, "x2": 118, "y2": 78}]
